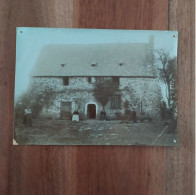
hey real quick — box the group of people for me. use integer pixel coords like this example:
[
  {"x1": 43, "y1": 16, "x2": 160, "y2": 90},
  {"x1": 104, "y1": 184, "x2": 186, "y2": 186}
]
[{"x1": 22, "y1": 107, "x2": 137, "y2": 125}]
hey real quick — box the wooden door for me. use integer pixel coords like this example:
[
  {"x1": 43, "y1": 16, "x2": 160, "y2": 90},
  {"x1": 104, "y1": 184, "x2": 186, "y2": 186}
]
[
  {"x1": 60, "y1": 102, "x2": 72, "y2": 119},
  {"x1": 87, "y1": 104, "x2": 96, "y2": 119}
]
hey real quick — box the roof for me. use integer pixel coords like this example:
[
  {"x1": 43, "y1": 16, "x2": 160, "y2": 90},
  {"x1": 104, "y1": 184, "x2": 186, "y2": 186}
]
[{"x1": 31, "y1": 42, "x2": 154, "y2": 77}]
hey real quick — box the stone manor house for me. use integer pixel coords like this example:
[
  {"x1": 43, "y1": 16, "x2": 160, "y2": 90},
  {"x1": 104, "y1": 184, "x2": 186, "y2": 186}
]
[{"x1": 30, "y1": 36, "x2": 161, "y2": 120}]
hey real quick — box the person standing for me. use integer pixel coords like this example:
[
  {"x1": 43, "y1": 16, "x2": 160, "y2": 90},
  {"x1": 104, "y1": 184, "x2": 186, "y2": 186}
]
[
  {"x1": 100, "y1": 109, "x2": 106, "y2": 120},
  {"x1": 24, "y1": 107, "x2": 32, "y2": 127},
  {"x1": 72, "y1": 109, "x2": 79, "y2": 121}
]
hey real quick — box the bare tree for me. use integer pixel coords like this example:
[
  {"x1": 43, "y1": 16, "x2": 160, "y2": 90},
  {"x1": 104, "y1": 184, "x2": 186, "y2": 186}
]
[{"x1": 157, "y1": 49, "x2": 177, "y2": 108}]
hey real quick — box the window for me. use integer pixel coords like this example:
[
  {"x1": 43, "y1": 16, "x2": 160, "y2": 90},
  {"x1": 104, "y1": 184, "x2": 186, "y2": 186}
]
[
  {"x1": 91, "y1": 62, "x2": 97, "y2": 67},
  {"x1": 63, "y1": 77, "x2": 69, "y2": 85},
  {"x1": 88, "y1": 77, "x2": 92, "y2": 83},
  {"x1": 111, "y1": 95, "x2": 121, "y2": 109},
  {"x1": 112, "y1": 77, "x2": 120, "y2": 85}
]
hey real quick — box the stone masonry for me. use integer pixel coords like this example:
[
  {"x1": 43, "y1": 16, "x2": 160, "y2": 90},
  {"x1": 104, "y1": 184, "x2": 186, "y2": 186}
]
[{"x1": 30, "y1": 76, "x2": 161, "y2": 120}]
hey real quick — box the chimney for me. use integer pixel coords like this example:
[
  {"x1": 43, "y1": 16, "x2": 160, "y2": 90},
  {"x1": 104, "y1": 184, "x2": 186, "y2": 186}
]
[
  {"x1": 148, "y1": 35, "x2": 156, "y2": 76},
  {"x1": 149, "y1": 35, "x2": 154, "y2": 50}
]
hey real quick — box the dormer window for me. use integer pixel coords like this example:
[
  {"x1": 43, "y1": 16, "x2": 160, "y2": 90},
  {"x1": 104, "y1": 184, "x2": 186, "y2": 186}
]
[
  {"x1": 91, "y1": 63, "x2": 97, "y2": 67},
  {"x1": 63, "y1": 77, "x2": 69, "y2": 85},
  {"x1": 119, "y1": 63, "x2": 124, "y2": 66}
]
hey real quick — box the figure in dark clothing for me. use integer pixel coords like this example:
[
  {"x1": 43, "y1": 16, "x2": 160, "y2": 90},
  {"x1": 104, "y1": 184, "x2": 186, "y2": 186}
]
[
  {"x1": 23, "y1": 107, "x2": 32, "y2": 127},
  {"x1": 131, "y1": 110, "x2": 137, "y2": 123},
  {"x1": 100, "y1": 109, "x2": 106, "y2": 120},
  {"x1": 73, "y1": 110, "x2": 79, "y2": 115}
]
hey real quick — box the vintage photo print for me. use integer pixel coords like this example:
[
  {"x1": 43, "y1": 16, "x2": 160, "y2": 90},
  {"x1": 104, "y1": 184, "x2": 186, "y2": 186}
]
[{"x1": 14, "y1": 28, "x2": 178, "y2": 145}]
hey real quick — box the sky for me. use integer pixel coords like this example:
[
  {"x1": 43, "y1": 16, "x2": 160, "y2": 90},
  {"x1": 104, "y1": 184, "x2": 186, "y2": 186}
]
[{"x1": 15, "y1": 27, "x2": 178, "y2": 99}]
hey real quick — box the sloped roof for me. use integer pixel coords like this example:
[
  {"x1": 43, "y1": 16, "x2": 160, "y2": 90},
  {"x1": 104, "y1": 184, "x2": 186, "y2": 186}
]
[{"x1": 31, "y1": 43, "x2": 153, "y2": 77}]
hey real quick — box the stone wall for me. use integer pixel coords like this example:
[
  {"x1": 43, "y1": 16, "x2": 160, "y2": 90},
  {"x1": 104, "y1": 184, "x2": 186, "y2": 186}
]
[
  {"x1": 120, "y1": 77, "x2": 162, "y2": 117},
  {"x1": 30, "y1": 76, "x2": 162, "y2": 119},
  {"x1": 30, "y1": 76, "x2": 94, "y2": 90}
]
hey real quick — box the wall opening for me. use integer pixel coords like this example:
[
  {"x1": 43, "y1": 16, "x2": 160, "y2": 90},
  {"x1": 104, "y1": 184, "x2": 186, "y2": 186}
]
[
  {"x1": 87, "y1": 104, "x2": 96, "y2": 119},
  {"x1": 63, "y1": 77, "x2": 69, "y2": 85}
]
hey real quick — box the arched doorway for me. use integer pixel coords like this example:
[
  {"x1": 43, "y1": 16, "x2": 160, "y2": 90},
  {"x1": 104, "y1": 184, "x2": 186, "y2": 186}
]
[{"x1": 87, "y1": 104, "x2": 96, "y2": 119}]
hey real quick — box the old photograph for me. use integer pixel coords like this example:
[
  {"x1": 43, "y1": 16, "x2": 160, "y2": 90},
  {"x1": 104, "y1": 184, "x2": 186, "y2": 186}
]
[{"x1": 14, "y1": 28, "x2": 178, "y2": 145}]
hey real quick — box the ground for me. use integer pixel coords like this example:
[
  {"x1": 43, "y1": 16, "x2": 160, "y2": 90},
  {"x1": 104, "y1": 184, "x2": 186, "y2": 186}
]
[{"x1": 14, "y1": 119, "x2": 178, "y2": 146}]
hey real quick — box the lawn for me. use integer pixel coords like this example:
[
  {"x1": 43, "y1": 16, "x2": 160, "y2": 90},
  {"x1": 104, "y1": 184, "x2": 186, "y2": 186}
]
[{"x1": 14, "y1": 119, "x2": 178, "y2": 146}]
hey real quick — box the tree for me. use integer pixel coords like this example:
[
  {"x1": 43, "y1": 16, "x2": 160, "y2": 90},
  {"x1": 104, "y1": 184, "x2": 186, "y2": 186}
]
[
  {"x1": 15, "y1": 84, "x2": 56, "y2": 119},
  {"x1": 37, "y1": 85, "x2": 56, "y2": 111},
  {"x1": 157, "y1": 49, "x2": 177, "y2": 109},
  {"x1": 93, "y1": 77, "x2": 118, "y2": 109}
]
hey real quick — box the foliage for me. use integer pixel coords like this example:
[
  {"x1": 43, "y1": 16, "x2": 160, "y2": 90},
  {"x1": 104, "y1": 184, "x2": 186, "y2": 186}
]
[
  {"x1": 15, "y1": 84, "x2": 56, "y2": 119},
  {"x1": 74, "y1": 96, "x2": 83, "y2": 110},
  {"x1": 159, "y1": 100, "x2": 175, "y2": 120},
  {"x1": 123, "y1": 86, "x2": 140, "y2": 111},
  {"x1": 123, "y1": 99, "x2": 129, "y2": 110},
  {"x1": 114, "y1": 111, "x2": 122, "y2": 120},
  {"x1": 159, "y1": 101, "x2": 169, "y2": 119},
  {"x1": 123, "y1": 99, "x2": 131, "y2": 114},
  {"x1": 157, "y1": 49, "x2": 177, "y2": 110},
  {"x1": 93, "y1": 77, "x2": 118, "y2": 108}
]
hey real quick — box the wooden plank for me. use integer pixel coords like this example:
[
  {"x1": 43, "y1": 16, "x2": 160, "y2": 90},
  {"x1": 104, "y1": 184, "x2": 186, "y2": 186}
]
[
  {"x1": 0, "y1": 0, "x2": 194, "y2": 194},
  {"x1": 0, "y1": 1, "x2": 13, "y2": 194},
  {"x1": 166, "y1": 0, "x2": 195, "y2": 194},
  {"x1": 0, "y1": 0, "x2": 75, "y2": 195},
  {"x1": 74, "y1": 0, "x2": 168, "y2": 30},
  {"x1": 73, "y1": 0, "x2": 168, "y2": 195}
]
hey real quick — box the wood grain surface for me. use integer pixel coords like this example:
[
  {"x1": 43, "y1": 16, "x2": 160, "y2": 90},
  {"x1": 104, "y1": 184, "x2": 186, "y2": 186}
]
[{"x1": 0, "y1": 0, "x2": 194, "y2": 195}]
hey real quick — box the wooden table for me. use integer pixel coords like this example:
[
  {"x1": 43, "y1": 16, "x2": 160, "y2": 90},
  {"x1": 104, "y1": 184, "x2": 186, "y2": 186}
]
[{"x1": 0, "y1": 0, "x2": 194, "y2": 194}]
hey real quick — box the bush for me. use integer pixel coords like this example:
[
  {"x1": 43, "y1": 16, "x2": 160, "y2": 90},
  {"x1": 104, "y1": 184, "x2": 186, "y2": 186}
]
[
  {"x1": 14, "y1": 102, "x2": 25, "y2": 122},
  {"x1": 160, "y1": 101, "x2": 170, "y2": 119},
  {"x1": 114, "y1": 111, "x2": 122, "y2": 120},
  {"x1": 15, "y1": 85, "x2": 56, "y2": 121}
]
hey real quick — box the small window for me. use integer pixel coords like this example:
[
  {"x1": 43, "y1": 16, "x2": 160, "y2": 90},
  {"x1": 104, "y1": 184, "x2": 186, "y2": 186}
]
[
  {"x1": 91, "y1": 62, "x2": 97, "y2": 67},
  {"x1": 112, "y1": 77, "x2": 120, "y2": 85},
  {"x1": 88, "y1": 77, "x2": 92, "y2": 83},
  {"x1": 63, "y1": 77, "x2": 69, "y2": 85},
  {"x1": 111, "y1": 95, "x2": 121, "y2": 109},
  {"x1": 61, "y1": 64, "x2": 66, "y2": 67}
]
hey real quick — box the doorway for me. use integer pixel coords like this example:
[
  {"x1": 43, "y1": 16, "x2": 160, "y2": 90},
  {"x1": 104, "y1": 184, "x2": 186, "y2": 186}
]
[
  {"x1": 60, "y1": 102, "x2": 72, "y2": 119},
  {"x1": 87, "y1": 104, "x2": 96, "y2": 119}
]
